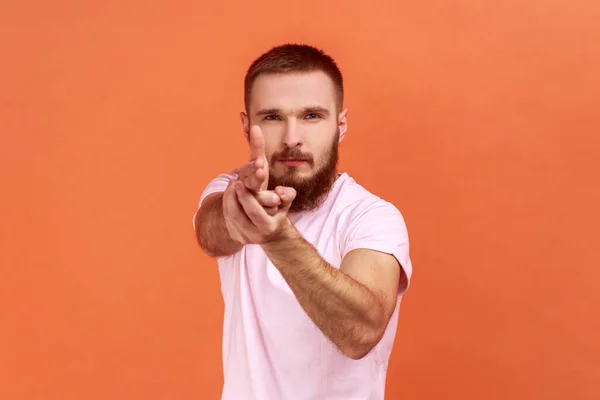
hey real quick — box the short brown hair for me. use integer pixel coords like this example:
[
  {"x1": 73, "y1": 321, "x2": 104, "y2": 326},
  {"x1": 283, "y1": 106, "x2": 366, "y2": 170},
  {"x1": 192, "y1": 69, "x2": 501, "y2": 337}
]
[{"x1": 244, "y1": 43, "x2": 344, "y2": 112}]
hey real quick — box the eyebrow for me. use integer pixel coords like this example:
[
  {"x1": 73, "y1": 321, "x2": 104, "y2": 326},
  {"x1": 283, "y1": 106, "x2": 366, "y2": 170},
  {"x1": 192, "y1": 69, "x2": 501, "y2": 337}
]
[{"x1": 255, "y1": 106, "x2": 331, "y2": 117}]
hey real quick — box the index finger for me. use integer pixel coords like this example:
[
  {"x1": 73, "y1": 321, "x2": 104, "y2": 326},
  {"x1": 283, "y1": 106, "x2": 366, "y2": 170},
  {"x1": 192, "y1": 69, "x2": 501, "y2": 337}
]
[
  {"x1": 237, "y1": 160, "x2": 257, "y2": 181},
  {"x1": 249, "y1": 125, "x2": 265, "y2": 161}
]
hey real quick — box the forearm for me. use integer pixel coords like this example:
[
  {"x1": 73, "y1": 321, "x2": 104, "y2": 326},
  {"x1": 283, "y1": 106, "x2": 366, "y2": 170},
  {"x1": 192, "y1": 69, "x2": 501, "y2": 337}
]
[
  {"x1": 195, "y1": 193, "x2": 243, "y2": 258},
  {"x1": 261, "y1": 221, "x2": 386, "y2": 359}
]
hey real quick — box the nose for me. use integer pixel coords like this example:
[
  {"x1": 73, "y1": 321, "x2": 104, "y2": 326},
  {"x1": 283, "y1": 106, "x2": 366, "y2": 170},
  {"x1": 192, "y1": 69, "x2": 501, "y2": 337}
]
[{"x1": 283, "y1": 118, "x2": 302, "y2": 148}]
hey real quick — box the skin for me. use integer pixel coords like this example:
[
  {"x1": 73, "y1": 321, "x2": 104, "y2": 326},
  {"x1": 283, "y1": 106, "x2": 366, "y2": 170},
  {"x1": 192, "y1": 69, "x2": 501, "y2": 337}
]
[{"x1": 196, "y1": 70, "x2": 402, "y2": 359}]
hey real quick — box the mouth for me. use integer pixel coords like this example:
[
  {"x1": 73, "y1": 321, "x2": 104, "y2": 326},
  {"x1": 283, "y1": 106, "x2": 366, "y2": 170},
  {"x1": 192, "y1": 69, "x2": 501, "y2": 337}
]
[{"x1": 277, "y1": 159, "x2": 308, "y2": 167}]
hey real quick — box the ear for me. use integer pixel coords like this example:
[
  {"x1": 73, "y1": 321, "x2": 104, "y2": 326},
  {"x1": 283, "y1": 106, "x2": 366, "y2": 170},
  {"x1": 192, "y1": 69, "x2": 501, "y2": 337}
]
[
  {"x1": 240, "y1": 112, "x2": 250, "y2": 141},
  {"x1": 338, "y1": 108, "x2": 348, "y2": 143}
]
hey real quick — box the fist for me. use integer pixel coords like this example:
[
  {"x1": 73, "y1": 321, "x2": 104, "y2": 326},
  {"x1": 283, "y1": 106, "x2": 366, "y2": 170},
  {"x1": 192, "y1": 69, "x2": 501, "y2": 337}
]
[{"x1": 223, "y1": 180, "x2": 297, "y2": 245}]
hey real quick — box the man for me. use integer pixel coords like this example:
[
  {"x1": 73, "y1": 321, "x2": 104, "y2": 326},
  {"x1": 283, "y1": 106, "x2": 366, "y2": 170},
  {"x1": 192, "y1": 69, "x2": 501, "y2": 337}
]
[{"x1": 194, "y1": 44, "x2": 412, "y2": 400}]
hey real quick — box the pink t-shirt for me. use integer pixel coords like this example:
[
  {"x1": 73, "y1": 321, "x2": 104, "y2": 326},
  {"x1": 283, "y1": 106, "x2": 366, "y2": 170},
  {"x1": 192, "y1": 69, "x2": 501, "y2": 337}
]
[{"x1": 195, "y1": 171, "x2": 412, "y2": 400}]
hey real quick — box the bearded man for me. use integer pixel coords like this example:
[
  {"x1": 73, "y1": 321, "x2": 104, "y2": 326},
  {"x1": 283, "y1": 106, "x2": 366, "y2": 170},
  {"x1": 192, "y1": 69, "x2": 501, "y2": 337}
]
[{"x1": 194, "y1": 43, "x2": 413, "y2": 400}]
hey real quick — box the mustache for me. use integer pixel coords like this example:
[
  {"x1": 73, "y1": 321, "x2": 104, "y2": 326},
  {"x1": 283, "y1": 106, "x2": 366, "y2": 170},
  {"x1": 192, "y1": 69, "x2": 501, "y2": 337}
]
[{"x1": 271, "y1": 148, "x2": 314, "y2": 165}]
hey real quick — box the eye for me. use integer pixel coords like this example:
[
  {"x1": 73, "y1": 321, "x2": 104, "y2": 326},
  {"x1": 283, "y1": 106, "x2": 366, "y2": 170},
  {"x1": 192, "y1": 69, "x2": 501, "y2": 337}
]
[
  {"x1": 264, "y1": 115, "x2": 281, "y2": 121},
  {"x1": 305, "y1": 113, "x2": 321, "y2": 120}
]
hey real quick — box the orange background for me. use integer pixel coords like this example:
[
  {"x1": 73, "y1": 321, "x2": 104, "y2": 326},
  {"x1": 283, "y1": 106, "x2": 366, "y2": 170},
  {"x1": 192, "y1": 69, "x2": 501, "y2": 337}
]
[{"x1": 1, "y1": 1, "x2": 599, "y2": 399}]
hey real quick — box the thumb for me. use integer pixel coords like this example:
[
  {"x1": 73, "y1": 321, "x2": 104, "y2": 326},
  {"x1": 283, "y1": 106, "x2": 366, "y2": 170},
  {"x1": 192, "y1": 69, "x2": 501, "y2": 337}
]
[{"x1": 275, "y1": 186, "x2": 297, "y2": 211}]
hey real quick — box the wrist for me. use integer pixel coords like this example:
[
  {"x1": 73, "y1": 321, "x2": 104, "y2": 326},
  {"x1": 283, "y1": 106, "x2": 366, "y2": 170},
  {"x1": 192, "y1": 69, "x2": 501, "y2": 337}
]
[{"x1": 263, "y1": 218, "x2": 299, "y2": 248}]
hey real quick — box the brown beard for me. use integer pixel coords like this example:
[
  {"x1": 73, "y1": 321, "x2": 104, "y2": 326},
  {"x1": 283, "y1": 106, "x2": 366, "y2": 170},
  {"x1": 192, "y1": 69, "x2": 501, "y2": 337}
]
[{"x1": 267, "y1": 131, "x2": 339, "y2": 213}]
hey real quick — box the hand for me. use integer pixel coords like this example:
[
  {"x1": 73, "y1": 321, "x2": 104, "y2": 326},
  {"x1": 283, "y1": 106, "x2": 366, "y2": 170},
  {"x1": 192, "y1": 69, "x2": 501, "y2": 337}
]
[
  {"x1": 236, "y1": 161, "x2": 280, "y2": 215},
  {"x1": 222, "y1": 179, "x2": 297, "y2": 245}
]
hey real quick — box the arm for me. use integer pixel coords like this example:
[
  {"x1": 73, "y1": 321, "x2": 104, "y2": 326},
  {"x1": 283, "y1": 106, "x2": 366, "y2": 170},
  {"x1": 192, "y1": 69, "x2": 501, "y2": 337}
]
[
  {"x1": 230, "y1": 170, "x2": 411, "y2": 358},
  {"x1": 261, "y1": 220, "x2": 405, "y2": 360},
  {"x1": 195, "y1": 192, "x2": 244, "y2": 258}
]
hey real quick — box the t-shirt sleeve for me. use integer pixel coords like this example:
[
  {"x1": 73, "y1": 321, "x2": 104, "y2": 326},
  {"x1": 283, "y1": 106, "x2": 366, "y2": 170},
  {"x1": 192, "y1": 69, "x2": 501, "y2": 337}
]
[
  {"x1": 192, "y1": 169, "x2": 239, "y2": 231},
  {"x1": 198, "y1": 170, "x2": 240, "y2": 207},
  {"x1": 341, "y1": 199, "x2": 413, "y2": 295}
]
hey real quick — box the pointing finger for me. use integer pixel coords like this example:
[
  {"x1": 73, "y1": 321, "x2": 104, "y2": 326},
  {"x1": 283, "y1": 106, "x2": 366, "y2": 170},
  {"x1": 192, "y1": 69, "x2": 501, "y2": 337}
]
[
  {"x1": 249, "y1": 125, "x2": 266, "y2": 162},
  {"x1": 242, "y1": 166, "x2": 267, "y2": 192}
]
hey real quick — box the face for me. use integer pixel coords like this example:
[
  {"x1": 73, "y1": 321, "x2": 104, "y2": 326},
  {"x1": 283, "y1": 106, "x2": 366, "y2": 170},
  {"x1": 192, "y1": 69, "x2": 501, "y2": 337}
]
[{"x1": 241, "y1": 70, "x2": 348, "y2": 212}]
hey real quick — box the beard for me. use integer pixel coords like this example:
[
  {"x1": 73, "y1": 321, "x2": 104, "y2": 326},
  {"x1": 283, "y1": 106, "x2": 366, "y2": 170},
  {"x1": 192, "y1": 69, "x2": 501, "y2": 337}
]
[{"x1": 267, "y1": 130, "x2": 339, "y2": 213}]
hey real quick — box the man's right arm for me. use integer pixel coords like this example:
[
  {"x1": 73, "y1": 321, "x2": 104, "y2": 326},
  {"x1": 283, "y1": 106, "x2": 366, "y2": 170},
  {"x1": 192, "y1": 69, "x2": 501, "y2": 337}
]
[{"x1": 195, "y1": 191, "x2": 244, "y2": 258}]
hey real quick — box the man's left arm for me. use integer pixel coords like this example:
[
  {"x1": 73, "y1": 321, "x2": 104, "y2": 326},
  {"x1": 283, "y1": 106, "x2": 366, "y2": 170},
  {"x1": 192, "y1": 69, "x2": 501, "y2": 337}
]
[{"x1": 261, "y1": 202, "x2": 411, "y2": 360}]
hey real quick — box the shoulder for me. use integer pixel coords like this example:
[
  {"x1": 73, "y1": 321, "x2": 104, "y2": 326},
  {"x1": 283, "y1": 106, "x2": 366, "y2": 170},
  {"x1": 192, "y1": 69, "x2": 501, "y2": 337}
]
[
  {"x1": 332, "y1": 173, "x2": 412, "y2": 282},
  {"x1": 332, "y1": 173, "x2": 407, "y2": 227},
  {"x1": 197, "y1": 169, "x2": 239, "y2": 208}
]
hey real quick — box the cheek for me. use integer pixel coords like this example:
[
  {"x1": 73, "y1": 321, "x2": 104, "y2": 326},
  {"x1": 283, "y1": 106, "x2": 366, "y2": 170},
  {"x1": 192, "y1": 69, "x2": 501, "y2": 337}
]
[
  {"x1": 264, "y1": 145, "x2": 279, "y2": 166},
  {"x1": 311, "y1": 135, "x2": 336, "y2": 161},
  {"x1": 261, "y1": 128, "x2": 283, "y2": 153},
  {"x1": 314, "y1": 152, "x2": 329, "y2": 167}
]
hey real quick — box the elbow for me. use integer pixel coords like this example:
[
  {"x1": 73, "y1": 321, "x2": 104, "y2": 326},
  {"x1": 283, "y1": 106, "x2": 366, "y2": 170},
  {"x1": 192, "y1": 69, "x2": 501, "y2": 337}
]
[
  {"x1": 344, "y1": 346, "x2": 374, "y2": 361},
  {"x1": 341, "y1": 318, "x2": 388, "y2": 360},
  {"x1": 341, "y1": 330, "x2": 384, "y2": 360}
]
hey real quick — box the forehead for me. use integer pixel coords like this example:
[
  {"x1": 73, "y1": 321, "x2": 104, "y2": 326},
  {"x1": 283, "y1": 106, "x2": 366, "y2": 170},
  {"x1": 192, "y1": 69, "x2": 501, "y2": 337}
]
[{"x1": 249, "y1": 71, "x2": 337, "y2": 114}]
